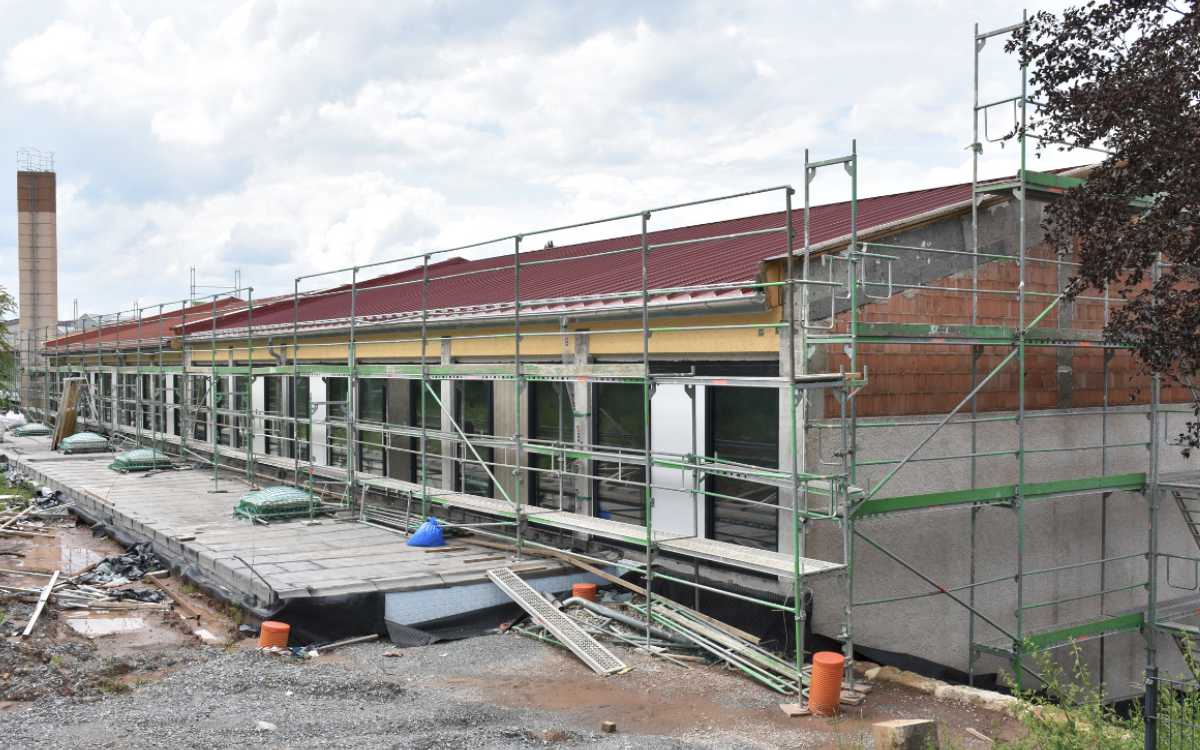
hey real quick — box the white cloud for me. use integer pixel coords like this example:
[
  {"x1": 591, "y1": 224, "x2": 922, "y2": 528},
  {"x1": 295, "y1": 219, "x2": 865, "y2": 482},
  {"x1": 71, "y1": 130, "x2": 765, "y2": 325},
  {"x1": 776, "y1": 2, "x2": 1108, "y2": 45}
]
[{"x1": 0, "y1": 0, "x2": 1085, "y2": 317}]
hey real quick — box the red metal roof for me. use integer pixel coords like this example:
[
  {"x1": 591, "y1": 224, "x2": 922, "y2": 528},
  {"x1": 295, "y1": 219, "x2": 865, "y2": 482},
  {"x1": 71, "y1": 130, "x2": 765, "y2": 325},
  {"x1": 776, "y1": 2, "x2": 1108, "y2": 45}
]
[
  {"x1": 46, "y1": 297, "x2": 250, "y2": 350},
  {"x1": 184, "y1": 179, "x2": 977, "y2": 338}
]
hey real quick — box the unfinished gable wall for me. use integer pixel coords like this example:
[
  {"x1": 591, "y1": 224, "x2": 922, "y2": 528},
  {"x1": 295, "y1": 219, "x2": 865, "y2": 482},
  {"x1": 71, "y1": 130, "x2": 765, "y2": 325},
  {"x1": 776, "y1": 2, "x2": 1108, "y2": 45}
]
[
  {"x1": 817, "y1": 244, "x2": 1190, "y2": 417},
  {"x1": 786, "y1": 200, "x2": 1200, "y2": 700}
]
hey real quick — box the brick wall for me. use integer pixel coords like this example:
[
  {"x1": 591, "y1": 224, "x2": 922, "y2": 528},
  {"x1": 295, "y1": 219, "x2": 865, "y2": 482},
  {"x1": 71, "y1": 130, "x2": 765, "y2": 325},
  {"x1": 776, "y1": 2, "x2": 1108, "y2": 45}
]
[{"x1": 823, "y1": 245, "x2": 1190, "y2": 416}]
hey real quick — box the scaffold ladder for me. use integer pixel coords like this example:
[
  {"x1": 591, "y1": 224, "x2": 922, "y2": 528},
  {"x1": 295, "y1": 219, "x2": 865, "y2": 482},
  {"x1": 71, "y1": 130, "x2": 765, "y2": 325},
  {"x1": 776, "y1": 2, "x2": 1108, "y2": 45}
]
[
  {"x1": 1171, "y1": 490, "x2": 1200, "y2": 553},
  {"x1": 487, "y1": 567, "x2": 626, "y2": 675}
]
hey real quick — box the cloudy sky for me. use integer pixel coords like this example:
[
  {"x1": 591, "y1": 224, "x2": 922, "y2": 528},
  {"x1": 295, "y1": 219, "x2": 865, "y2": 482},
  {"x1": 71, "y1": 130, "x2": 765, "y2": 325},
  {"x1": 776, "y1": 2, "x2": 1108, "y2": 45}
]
[{"x1": 1, "y1": 0, "x2": 1083, "y2": 319}]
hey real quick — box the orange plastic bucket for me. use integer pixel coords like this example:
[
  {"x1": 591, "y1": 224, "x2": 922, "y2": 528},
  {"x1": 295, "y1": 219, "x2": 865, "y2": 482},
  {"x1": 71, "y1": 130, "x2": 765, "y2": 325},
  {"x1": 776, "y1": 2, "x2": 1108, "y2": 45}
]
[
  {"x1": 572, "y1": 583, "x2": 599, "y2": 602},
  {"x1": 808, "y1": 651, "x2": 844, "y2": 716},
  {"x1": 259, "y1": 620, "x2": 290, "y2": 649}
]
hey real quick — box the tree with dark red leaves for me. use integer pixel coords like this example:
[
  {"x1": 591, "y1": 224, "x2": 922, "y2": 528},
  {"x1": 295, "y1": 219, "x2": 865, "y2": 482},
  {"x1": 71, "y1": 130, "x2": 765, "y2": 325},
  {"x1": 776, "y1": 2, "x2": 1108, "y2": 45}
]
[{"x1": 1008, "y1": 1, "x2": 1200, "y2": 455}]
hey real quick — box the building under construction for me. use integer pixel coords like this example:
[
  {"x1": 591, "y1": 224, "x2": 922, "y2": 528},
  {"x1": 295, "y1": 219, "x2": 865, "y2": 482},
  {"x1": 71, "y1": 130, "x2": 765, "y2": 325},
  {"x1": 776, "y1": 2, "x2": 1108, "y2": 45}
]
[{"x1": 11, "y1": 19, "x2": 1200, "y2": 706}]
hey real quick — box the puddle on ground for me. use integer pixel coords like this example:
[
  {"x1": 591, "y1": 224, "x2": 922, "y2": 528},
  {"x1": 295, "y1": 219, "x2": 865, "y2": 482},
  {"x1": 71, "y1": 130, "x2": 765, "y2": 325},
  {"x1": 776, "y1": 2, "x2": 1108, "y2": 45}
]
[
  {"x1": 59, "y1": 544, "x2": 105, "y2": 575},
  {"x1": 66, "y1": 617, "x2": 145, "y2": 637}
]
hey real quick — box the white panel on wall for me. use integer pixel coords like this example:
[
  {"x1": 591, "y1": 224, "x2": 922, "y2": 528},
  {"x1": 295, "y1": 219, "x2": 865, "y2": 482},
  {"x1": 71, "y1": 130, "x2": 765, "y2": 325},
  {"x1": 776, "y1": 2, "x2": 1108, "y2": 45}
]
[{"x1": 651, "y1": 384, "x2": 704, "y2": 536}]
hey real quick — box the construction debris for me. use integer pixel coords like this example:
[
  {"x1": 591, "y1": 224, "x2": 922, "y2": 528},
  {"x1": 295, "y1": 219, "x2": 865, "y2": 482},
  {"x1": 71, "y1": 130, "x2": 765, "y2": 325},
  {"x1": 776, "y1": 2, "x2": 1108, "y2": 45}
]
[
  {"x1": 488, "y1": 567, "x2": 627, "y2": 676},
  {"x1": 487, "y1": 558, "x2": 875, "y2": 710},
  {"x1": 21, "y1": 569, "x2": 60, "y2": 636},
  {"x1": 77, "y1": 542, "x2": 165, "y2": 586}
]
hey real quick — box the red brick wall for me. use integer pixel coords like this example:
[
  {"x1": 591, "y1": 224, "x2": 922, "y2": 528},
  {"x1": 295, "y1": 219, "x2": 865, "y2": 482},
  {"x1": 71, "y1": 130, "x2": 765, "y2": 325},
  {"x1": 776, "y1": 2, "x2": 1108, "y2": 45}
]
[{"x1": 823, "y1": 245, "x2": 1189, "y2": 416}]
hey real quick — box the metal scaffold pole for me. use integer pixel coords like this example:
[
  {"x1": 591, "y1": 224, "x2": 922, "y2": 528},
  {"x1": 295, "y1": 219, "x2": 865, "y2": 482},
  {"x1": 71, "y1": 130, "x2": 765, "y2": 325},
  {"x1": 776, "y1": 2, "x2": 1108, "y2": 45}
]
[
  {"x1": 419, "y1": 255, "x2": 430, "y2": 522},
  {"x1": 292, "y1": 278, "x2": 301, "y2": 487},
  {"x1": 210, "y1": 295, "x2": 219, "y2": 492},
  {"x1": 1012, "y1": 9, "x2": 1029, "y2": 687},
  {"x1": 968, "y1": 20, "x2": 983, "y2": 686},
  {"x1": 784, "y1": 182, "x2": 805, "y2": 694},
  {"x1": 246, "y1": 288, "x2": 255, "y2": 484},
  {"x1": 640, "y1": 210, "x2": 654, "y2": 648},
  {"x1": 349, "y1": 267, "x2": 359, "y2": 513},
  {"x1": 513, "y1": 234, "x2": 525, "y2": 559}
]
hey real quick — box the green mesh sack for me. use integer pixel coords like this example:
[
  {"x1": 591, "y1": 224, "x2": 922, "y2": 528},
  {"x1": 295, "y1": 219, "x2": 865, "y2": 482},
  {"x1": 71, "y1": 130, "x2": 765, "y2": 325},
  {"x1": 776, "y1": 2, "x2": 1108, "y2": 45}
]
[
  {"x1": 234, "y1": 486, "x2": 319, "y2": 520},
  {"x1": 12, "y1": 422, "x2": 51, "y2": 437},
  {"x1": 59, "y1": 431, "x2": 111, "y2": 454},
  {"x1": 109, "y1": 448, "x2": 173, "y2": 473}
]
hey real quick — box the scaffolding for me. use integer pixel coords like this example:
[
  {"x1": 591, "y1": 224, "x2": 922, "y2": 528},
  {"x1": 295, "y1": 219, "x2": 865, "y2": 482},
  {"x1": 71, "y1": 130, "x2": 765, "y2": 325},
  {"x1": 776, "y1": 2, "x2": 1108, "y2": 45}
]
[{"x1": 22, "y1": 15, "x2": 1196, "y2": 717}]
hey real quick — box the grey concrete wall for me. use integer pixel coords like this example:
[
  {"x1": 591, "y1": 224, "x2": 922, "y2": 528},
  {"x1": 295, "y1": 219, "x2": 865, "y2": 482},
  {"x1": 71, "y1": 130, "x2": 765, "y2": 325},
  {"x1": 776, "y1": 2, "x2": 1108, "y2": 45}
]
[
  {"x1": 802, "y1": 199, "x2": 1047, "y2": 326},
  {"x1": 801, "y1": 406, "x2": 1198, "y2": 699}
]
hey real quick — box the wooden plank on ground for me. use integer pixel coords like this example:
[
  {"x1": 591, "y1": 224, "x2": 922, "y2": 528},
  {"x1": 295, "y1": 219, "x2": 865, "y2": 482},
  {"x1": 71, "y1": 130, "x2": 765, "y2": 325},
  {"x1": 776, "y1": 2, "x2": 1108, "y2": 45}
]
[{"x1": 22, "y1": 569, "x2": 60, "y2": 637}]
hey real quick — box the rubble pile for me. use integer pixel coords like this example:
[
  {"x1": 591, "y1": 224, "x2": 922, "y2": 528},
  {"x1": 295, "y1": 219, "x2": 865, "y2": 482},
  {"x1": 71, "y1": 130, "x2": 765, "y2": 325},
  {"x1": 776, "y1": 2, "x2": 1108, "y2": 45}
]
[{"x1": 78, "y1": 543, "x2": 166, "y2": 587}]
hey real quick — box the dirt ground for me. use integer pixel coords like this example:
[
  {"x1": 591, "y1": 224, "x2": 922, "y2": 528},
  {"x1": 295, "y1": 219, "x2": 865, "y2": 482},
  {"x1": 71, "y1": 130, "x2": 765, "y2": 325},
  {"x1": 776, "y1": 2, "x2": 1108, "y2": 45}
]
[{"x1": 0, "y1": 493, "x2": 1022, "y2": 748}]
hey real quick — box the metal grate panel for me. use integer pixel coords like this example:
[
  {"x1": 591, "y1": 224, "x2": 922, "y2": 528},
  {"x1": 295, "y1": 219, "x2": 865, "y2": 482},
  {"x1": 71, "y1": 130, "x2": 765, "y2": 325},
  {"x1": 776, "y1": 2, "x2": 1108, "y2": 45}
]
[{"x1": 487, "y1": 567, "x2": 626, "y2": 675}]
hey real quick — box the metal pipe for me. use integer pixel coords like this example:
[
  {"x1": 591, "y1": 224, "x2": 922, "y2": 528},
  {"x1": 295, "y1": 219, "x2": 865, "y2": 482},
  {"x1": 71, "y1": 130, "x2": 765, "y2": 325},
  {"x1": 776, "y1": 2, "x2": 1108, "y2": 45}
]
[{"x1": 561, "y1": 597, "x2": 683, "y2": 643}]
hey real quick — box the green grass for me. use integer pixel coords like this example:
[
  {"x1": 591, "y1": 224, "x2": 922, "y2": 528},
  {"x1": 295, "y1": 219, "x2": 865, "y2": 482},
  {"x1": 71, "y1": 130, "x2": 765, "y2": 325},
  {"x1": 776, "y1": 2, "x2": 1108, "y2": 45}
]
[{"x1": 0, "y1": 469, "x2": 36, "y2": 509}]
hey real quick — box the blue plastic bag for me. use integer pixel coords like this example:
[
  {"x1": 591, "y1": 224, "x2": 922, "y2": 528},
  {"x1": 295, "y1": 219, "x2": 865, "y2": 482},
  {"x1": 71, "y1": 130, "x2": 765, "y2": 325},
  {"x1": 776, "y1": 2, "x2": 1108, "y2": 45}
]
[{"x1": 406, "y1": 517, "x2": 445, "y2": 547}]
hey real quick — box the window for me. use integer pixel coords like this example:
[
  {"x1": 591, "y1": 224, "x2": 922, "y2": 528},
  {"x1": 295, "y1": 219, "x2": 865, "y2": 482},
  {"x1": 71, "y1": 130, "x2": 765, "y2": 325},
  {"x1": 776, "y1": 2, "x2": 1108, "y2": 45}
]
[
  {"x1": 214, "y1": 377, "x2": 232, "y2": 446},
  {"x1": 170, "y1": 375, "x2": 182, "y2": 436},
  {"x1": 454, "y1": 381, "x2": 493, "y2": 496},
  {"x1": 293, "y1": 378, "x2": 311, "y2": 461},
  {"x1": 140, "y1": 374, "x2": 154, "y2": 431},
  {"x1": 190, "y1": 375, "x2": 208, "y2": 442},
  {"x1": 358, "y1": 379, "x2": 387, "y2": 475},
  {"x1": 326, "y1": 377, "x2": 349, "y2": 469},
  {"x1": 408, "y1": 380, "x2": 442, "y2": 487},
  {"x1": 231, "y1": 376, "x2": 250, "y2": 448},
  {"x1": 592, "y1": 383, "x2": 646, "y2": 525},
  {"x1": 529, "y1": 381, "x2": 576, "y2": 510},
  {"x1": 118, "y1": 374, "x2": 137, "y2": 427},
  {"x1": 263, "y1": 376, "x2": 286, "y2": 456},
  {"x1": 100, "y1": 373, "x2": 114, "y2": 425},
  {"x1": 144, "y1": 375, "x2": 165, "y2": 432},
  {"x1": 706, "y1": 387, "x2": 779, "y2": 551}
]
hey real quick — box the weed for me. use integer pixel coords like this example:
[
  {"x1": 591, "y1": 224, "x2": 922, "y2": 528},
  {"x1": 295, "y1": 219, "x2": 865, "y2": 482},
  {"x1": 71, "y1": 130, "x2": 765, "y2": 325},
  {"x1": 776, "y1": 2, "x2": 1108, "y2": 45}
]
[
  {"x1": 997, "y1": 642, "x2": 1144, "y2": 750},
  {"x1": 96, "y1": 677, "x2": 131, "y2": 694}
]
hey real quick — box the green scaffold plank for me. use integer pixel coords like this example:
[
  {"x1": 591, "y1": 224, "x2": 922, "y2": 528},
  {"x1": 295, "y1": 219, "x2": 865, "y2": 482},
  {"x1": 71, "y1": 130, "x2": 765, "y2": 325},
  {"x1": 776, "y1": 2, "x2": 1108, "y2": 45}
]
[
  {"x1": 854, "y1": 322, "x2": 1112, "y2": 346},
  {"x1": 855, "y1": 472, "x2": 1145, "y2": 517},
  {"x1": 1025, "y1": 612, "x2": 1144, "y2": 650}
]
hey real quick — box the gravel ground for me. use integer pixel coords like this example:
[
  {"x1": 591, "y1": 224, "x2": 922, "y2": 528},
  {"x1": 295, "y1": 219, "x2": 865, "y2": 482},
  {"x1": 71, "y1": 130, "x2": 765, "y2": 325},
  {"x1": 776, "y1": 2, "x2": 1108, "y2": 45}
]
[
  {"x1": 0, "y1": 629, "x2": 1017, "y2": 749},
  {"x1": 0, "y1": 638, "x2": 723, "y2": 749}
]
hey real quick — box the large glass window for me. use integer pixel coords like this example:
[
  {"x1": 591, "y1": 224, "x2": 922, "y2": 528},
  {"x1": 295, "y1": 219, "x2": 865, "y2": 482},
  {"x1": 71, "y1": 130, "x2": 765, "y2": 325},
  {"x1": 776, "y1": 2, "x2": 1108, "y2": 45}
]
[
  {"x1": 190, "y1": 375, "x2": 208, "y2": 442},
  {"x1": 293, "y1": 378, "x2": 311, "y2": 462},
  {"x1": 263, "y1": 376, "x2": 286, "y2": 456},
  {"x1": 214, "y1": 377, "x2": 232, "y2": 446},
  {"x1": 592, "y1": 383, "x2": 646, "y2": 525},
  {"x1": 140, "y1": 374, "x2": 154, "y2": 431},
  {"x1": 230, "y1": 376, "x2": 250, "y2": 449},
  {"x1": 170, "y1": 375, "x2": 182, "y2": 436},
  {"x1": 326, "y1": 377, "x2": 349, "y2": 469},
  {"x1": 100, "y1": 373, "x2": 114, "y2": 425},
  {"x1": 454, "y1": 381, "x2": 493, "y2": 496},
  {"x1": 358, "y1": 379, "x2": 387, "y2": 475},
  {"x1": 706, "y1": 387, "x2": 779, "y2": 551},
  {"x1": 150, "y1": 375, "x2": 165, "y2": 432},
  {"x1": 529, "y1": 381, "x2": 576, "y2": 510},
  {"x1": 408, "y1": 380, "x2": 442, "y2": 488},
  {"x1": 118, "y1": 374, "x2": 137, "y2": 427}
]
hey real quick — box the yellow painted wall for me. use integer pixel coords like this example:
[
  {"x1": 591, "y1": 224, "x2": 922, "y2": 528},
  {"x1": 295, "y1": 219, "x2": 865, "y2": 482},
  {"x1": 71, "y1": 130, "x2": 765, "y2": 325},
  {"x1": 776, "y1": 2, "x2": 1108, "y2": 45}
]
[{"x1": 52, "y1": 304, "x2": 784, "y2": 367}]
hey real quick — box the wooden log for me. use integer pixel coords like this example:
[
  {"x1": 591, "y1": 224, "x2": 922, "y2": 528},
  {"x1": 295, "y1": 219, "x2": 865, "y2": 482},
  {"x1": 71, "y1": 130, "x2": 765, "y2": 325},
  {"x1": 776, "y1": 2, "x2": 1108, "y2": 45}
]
[{"x1": 0, "y1": 505, "x2": 34, "y2": 531}]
